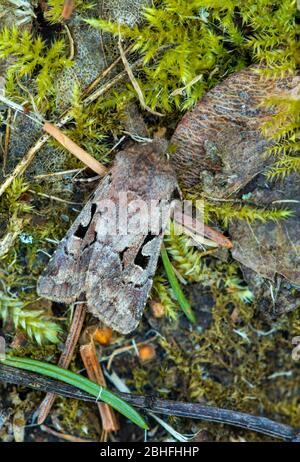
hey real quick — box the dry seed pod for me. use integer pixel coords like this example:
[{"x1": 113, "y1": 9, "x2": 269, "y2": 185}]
[{"x1": 170, "y1": 66, "x2": 299, "y2": 197}]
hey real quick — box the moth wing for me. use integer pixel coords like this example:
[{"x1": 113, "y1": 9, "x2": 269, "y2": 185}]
[
  {"x1": 37, "y1": 175, "x2": 112, "y2": 303},
  {"x1": 85, "y1": 231, "x2": 164, "y2": 334}
]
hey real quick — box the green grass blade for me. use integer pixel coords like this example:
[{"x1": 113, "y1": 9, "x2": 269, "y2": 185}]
[
  {"x1": 161, "y1": 243, "x2": 196, "y2": 323},
  {"x1": 0, "y1": 356, "x2": 148, "y2": 430}
]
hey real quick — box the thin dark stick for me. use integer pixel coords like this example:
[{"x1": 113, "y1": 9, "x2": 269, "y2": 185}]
[{"x1": 0, "y1": 363, "x2": 299, "y2": 441}]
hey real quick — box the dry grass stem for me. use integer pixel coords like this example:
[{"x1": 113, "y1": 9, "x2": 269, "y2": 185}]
[{"x1": 118, "y1": 34, "x2": 164, "y2": 118}]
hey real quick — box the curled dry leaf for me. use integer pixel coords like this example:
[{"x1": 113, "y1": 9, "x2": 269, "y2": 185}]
[
  {"x1": 170, "y1": 65, "x2": 300, "y2": 316},
  {"x1": 170, "y1": 66, "x2": 299, "y2": 196}
]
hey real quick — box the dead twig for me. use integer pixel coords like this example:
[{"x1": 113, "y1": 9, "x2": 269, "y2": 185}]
[
  {"x1": 37, "y1": 303, "x2": 86, "y2": 425},
  {"x1": 0, "y1": 363, "x2": 299, "y2": 441},
  {"x1": 42, "y1": 122, "x2": 107, "y2": 176},
  {"x1": 0, "y1": 218, "x2": 23, "y2": 258},
  {"x1": 170, "y1": 74, "x2": 203, "y2": 97},
  {"x1": 0, "y1": 131, "x2": 50, "y2": 199},
  {"x1": 82, "y1": 46, "x2": 132, "y2": 97},
  {"x1": 28, "y1": 189, "x2": 82, "y2": 205},
  {"x1": 33, "y1": 169, "x2": 84, "y2": 179},
  {"x1": 80, "y1": 341, "x2": 119, "y2": 440},
  {"x1": 61, "y1": 0, "x2": 75, "y2": 20},
  {"x1": 202, "y1": 223, "x2": 233, "y2": 249},
  {"x1": 41, "y1": 425, "x2": 94, "y2": 442},
  {"x1": 0, "y1": 98, "x2": 107, "y2": 180},
  {"x1": 173, "y1": 207, "x2": 233, "y2": 249},
  {"x1": 82, "y1": 60, "x2": 143, "y2": 108},
  {"x1": 72, "y1": 175, "x2": 100, "y2": 183}
]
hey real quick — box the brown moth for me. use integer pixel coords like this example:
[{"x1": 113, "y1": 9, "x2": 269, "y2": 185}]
[{"x1": 37, "y1": 139, "x2": 179, "y2": 334}]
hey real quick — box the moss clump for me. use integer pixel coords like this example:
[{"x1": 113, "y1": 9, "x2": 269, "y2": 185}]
[
  {"x1": 126, "y1": 262, "x2": 300, "y2": 439},
  {"x1": 46, "y1": 0, "x2": 94, "y2": 24},
  {"x1": 163, "y1": 222, "x2": 254, "y2": 305},
  {"x1": 10, "y1": 343, "x2": 59, "y2": 361},
  {"x1": 0, "y1": 291, "x2": 62, "y2": 344},
  {"x1": 61, "y1": 84, "x2": 128, "y2": 165},
  {"x1": 0, "y1": 179, "x2": 71, "y2": 346},
  {"x1": 204, "y1": 201, "x2": 293, "y2": 227},
  {"x1": 55, "y1": 396, "x2": 99, "y2": 439},
  {"x1": 262, "y1": 91, "x2": 300, "y2": 179},
  {"x1": 152, "y1": 275, "x2": 179, "y2": 321},
  {"x1": 87, "y1": 0, "x2": 298, "y2": 112},
  {"x1": 0, "y1": 27, "x2": 72, "y2": 111}
]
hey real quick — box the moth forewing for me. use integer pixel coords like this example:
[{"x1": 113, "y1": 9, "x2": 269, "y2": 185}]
[{"x1": 37, "y1": 140, "x2": 179, "y2": 334}]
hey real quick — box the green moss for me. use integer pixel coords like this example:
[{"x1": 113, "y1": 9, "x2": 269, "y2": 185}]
[
  {"x1": 262, "y1": 93, "x2": 300, "y2": 179},
  {"x1": 164, "y1": 222, "x2": 250, "y2": 300},
  {"x1": 10, "y1": 343, "x2": 59, "y2": 361},
  {"x1": 0, "y1": 179, "x2": 72, "y2": 347},
  {"x1": 0, "y1": 291, "x2": 62, "y2": 344},
  {"x1": 0, "y1": 179, "x2": 31, "y2": 260},
  {"x1": 55, "y1": 396, "x2": 97, "y2": 438},
  {"x1": 87, "y1": 0, "x2": 298, "y2": 112},
  {"x1": 0, "y1": 27, "x2": 72, "y2": 111},
  {"x1": 46, "y1": 0, "x2": 94, "y2": 24},
  {"x1": 152, "y1": 275, "x2": 179, "y2": 321},
  {"x1": 204, "y1": 201, "x2": 293, "y2": 227},
  {"x1": 145, "y1": 285, "x2": 300, "y2": 433},
  {"x1": 0, "y1": 178, "x2": 32, "y2": 217},
  {"x1": 60, "y1": 84, "x2": 128, "y2": 166},
  {"x1": 187, "y1": 299, "x2": 300, "y2": 426}
]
